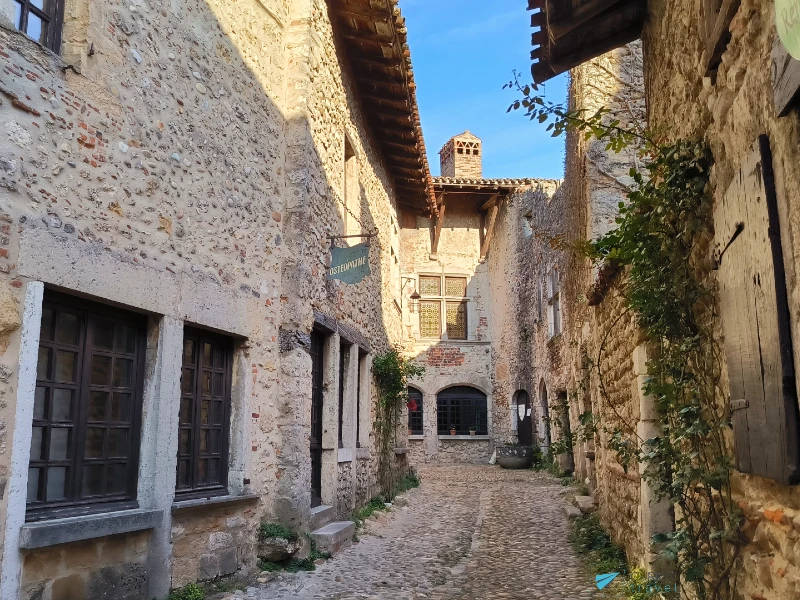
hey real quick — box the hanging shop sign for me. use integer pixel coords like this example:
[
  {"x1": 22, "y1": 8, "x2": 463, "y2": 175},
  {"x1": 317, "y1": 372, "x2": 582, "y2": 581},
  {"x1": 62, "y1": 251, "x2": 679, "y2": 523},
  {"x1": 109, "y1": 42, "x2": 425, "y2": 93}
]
[
  {"x1": 327, "y1": 242, "x2": 371, "y2": 284},
  {"x1": 777, "y1": 0, "x2": 800, "y2": 59}
]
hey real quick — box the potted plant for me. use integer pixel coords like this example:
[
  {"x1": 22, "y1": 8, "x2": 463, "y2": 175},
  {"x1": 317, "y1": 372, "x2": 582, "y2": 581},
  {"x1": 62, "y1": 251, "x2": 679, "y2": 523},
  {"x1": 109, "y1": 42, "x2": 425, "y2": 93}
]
[
  {"x1": 408, "y1": 427, "x2": 413, "y2": 436},
  {"x1": 469, "y1": 425, "x2": 477, "y2": 436},
  {"x1": 496, "y1": 440, "x2": 535, "y2": 469},
  {"x1": 449, "y1": 424, "x2": 457, "y2": 436}
]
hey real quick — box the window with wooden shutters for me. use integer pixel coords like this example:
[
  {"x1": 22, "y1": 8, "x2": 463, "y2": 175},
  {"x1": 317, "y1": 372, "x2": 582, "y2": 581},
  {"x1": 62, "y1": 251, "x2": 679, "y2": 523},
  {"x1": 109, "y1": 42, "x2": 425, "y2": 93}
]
[
  {"x1": 177, "y1": 328, "x2": 233, "y2": 498},
  {"x1": 701, "y1": 0, "x2": 741, "y2": 75},
  {"x1": 716, "y1": 135, "x2": 800, "y2": 485},
  {"x1": 28, "y1": 292, "x2": 146, "y2": 521}
]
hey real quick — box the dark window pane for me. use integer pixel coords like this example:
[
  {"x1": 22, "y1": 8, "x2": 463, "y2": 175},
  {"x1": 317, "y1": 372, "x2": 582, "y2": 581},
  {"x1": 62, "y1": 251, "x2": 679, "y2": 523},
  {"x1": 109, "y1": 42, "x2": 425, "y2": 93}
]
[
  {"x1": 201, "y1": 401, "x2": 209, "y2": 425},
  {"x1": 93, "y1": 319, "x2": 114, "y2": 350},
  {"x1": 85, "y1": 427, "x2": 104, "y2": 458},
  {"x1": 52, "y1": 388, "x2": 73, "y2": 421},
  {"x1": 213, "y1": 347, "x2": 224, "y2": 369},
  {"x1": 211, "y1": 401, "x2": 223, "y2": 425},
  {"x1": 27, "y1": 467, "x2": 41, "y2": 503},
  {"x1": 198, "y1": 459, "x2": 207, "y2": 484},
  {"x1": 179, "y1": 429, "x2": 191, "y2": 455},
  {"x1": 203, "y1": 343, "x2": 212, "y2": 366},
  {"x1": 56, "y1": 313, "x2": 79, "y2": 345},
  {"x1": 212, "y1": 373, "x2": 224, "y2": 397},
  {"x1": 177, "y1": 460, "x2": 190, "y2": 488},
  {"x1": 55, "y1": 351, "x2": 77, "y2": 383},
  {"x1": 34, "y1": 387, "x2": 47, "y2": 420},
  {"x1": 40, "y1": 308, "x2": 54, "y2": 342},
  {"x1": 113, "y1": 358, "x2": 133, "y2": 388},
  {"x1": 200, "y1": 430, "x2": 208, "y2": 453},
  {"x1": 209, "y1": 429, "x2": 220, "y2": 453},
  {"x1": 90, "y1": 355, "x2": 112, "y2": 386},
  {"x1": 37, "y1": 347, "x2": 51, "y2": 381},
  {"x1": 88, "y1": 391, "x2": 107, "y2": 421},
  {"x1": 110, "y1": 393, "x2": 130, "y2": 422},
  {"x1": 201, "y1": 372, "x2": 211, "y2": 395},
  {"x1": 180, "y1": 398, "x2": 192, "y2": 424},
  {"x1": 106, "y1": 464, "x2": 127, "y2": 495},
  {"x1": 81, "y1": 465, "x2": 103, "y2": 497},
  {"x1": 49, "y1": 428, "x2": 70, "y2": 460},
  {"x1": 181, "y1": 369, "x2": 194, "y2": 395},
  {"x1": 209, "y1": 459, "x2": 220, "y2": 484},
  {"x1": 183, "y1": 339, "x2": 195, "y2": 364},
  {"x1": 107, "y1": 429, "x2": 128, "y2": 458},
  {"x1": 46, "y1": 466, "x2": 67, "y2": 501},
  {"x1": 115, "y1": 324, "x2": 135, "y2": 354},
  {"x1": 30, "y1": 426, "x2": 44, "y2": 460}
]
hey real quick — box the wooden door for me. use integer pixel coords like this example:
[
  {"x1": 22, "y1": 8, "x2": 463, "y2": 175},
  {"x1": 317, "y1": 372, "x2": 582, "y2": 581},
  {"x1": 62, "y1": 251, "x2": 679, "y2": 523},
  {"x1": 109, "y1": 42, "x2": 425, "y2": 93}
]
[
  {"x1": 716, "y1": 135, "x2": 800, "y2": 484},
  {"x1": 516, "y1": 391, "x2": 533, "y2": 447},
  {"x1": 310, "y1": 330, "x2": 325, "y2": 507}
]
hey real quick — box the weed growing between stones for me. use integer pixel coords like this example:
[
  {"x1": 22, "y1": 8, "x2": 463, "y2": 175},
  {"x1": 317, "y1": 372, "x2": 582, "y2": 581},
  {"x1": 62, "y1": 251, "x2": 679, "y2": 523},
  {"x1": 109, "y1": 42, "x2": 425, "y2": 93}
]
[
  {"x1": 166, "y1": 583, "x2": 205, "y2": 600},
  {"x1": 257, "y1": 534, "x2": 331, "y2": 573},
  {"x1": 569, "y1": 513, "x2": 628, "y2": 577},
  {"x1": 508, "y1": 72, "x2": 741, "y2": 599},
  {"x1": 392, "y1": 469, "x2": 421, "y2": 497},
  {"x1": 258, "y1": 522, "x2": 298, "y2": 542},
  {"x1": 352, "y1": 496, "x2": 387, "y2": 527}
]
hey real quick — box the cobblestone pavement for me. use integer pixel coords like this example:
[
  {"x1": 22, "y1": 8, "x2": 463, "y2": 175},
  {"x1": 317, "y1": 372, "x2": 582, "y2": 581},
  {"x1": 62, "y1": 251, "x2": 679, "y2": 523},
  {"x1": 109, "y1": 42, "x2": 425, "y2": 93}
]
[{"x1": 244, "y1": 465, "x2": 603, "y2": 600}]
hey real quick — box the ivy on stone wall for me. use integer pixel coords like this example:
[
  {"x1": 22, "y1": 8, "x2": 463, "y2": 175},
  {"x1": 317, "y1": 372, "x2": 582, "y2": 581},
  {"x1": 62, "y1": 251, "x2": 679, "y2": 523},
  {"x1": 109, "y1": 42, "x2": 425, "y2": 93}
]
[
  {"x1": 508, "y1": 74, "x2": 742, "y2": 600},
  {"x1": 372, "y1": 349, "x2": 424, "y2": 497}
]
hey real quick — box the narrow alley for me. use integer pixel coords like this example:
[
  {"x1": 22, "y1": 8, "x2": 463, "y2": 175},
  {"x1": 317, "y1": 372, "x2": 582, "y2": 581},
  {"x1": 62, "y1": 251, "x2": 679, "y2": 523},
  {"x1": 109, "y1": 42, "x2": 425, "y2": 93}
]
[{"x1": 253, "y1": 466, "x2": 601, "y2": 600}]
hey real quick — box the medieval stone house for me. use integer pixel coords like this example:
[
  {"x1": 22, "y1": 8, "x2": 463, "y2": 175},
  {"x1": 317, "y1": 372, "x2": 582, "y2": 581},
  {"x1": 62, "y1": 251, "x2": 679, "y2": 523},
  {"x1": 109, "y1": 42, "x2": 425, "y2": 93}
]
[
  {"x1": 530, "y1": 0, "x2": 800, "y2": 596},
  {"x1": 0, "y1": 0, "x2": 436, "y2": 597}
]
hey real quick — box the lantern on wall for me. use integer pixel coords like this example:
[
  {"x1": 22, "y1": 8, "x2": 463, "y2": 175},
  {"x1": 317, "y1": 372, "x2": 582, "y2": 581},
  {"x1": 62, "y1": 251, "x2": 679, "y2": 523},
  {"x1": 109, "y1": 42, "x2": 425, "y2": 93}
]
[{"x1": 409, "y1": 290, "x2": 421, "y2": 314}]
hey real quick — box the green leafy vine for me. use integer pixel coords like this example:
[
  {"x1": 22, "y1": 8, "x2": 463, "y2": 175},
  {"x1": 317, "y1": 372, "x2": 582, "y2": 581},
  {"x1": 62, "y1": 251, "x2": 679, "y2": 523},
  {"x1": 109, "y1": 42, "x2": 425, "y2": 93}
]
[{"x1": 508, "y1": 74, "x2": 741, "y2": 599}]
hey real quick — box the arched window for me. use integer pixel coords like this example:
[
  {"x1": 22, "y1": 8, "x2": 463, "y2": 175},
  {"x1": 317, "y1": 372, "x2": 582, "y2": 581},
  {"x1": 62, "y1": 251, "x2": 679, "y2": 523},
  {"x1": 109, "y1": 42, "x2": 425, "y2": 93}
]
[
  {"x1": 407, "y1": 388, "x2": 423, "y2": 435},
  {"x1": 437, "y1": 386, "x2": 487, "y2": 435}
]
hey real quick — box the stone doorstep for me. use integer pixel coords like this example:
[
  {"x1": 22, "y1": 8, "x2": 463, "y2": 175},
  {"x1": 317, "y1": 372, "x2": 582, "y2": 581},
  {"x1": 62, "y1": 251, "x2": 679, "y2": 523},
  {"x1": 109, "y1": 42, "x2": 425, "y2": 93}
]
[
  {"x1": 310, "y1": 521, "x2": 355, "y2": 555},
  {"x1": 311, "y1": 505, "x2": 336, "y2": 530},
  {"x1": 575, "y1": 495, "x2": 597, "y2": 514}
]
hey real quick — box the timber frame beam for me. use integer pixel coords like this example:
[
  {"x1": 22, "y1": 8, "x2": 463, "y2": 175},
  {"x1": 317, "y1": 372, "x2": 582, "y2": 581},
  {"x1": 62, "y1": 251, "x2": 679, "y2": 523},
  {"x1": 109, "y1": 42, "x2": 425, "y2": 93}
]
[
  {"x1": 480, "y1": 202, "x2": 500, "y2": 260},
  {"x1": 430, "y1": 194, "x2": 446, "y2": 259}
]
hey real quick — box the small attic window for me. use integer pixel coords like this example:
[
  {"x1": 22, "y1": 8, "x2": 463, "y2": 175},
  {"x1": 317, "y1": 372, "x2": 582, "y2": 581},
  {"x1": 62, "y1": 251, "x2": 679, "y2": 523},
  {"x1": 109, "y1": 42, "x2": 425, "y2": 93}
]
[
  {"x1": 473, "y1": 149, "x2": 480, "y2": 156},
  {"x1": 465, "y1": 149, "x2": 471, "y2": 155},
  {"x1": 457, "y1": 148, "x2": 464, "y2": 155}
]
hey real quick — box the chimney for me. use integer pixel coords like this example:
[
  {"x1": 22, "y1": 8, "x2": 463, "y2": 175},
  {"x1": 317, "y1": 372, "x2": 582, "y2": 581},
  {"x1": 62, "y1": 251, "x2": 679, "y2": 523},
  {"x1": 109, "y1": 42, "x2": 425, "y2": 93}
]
[{"x1": 439, "y1": 131, "x2": 482, "y2": 179}]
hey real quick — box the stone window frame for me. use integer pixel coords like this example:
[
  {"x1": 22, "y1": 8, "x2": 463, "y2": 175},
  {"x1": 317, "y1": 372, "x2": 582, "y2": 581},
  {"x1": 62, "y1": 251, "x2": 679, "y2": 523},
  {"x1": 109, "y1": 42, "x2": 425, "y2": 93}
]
[
  {"x1": 416, "y1": 274, "x2": 470, "y2": 341},
  {"x1": 2, "y1": 229, "x2": 258, "y2": 599},
  {"x1": 1, "y1": 0, "x2": 65, "y2": 54},
  {"x1": 407, "y1": 387, "x2": 423, "y2": 435},
  {"x1": 546, "y1": 266, "x2": 562, "y2": 338}
]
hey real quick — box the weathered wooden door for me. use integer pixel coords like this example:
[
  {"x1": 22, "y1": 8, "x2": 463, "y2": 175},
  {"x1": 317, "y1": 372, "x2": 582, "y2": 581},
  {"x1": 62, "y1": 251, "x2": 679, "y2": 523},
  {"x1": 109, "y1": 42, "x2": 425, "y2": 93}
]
[
  {"x1": 310, "y1": 330, "x2": 325, "y2": 507},
  {"x1": 716, "y1": 135, "x2": 800, "y2": 484}
]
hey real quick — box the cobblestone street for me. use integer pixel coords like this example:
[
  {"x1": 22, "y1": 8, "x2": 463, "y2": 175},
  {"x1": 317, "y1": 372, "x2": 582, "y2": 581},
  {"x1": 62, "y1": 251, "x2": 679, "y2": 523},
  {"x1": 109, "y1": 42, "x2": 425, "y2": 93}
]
[{"x1": 251, "y1": 466, "x2": 601, "y2": 600}]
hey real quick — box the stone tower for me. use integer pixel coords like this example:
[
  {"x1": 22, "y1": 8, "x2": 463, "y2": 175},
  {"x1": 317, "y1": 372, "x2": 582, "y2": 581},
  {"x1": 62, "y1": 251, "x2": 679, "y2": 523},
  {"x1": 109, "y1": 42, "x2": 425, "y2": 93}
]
[{"x1": 439, "y1": 131, "x2": 482, "y2": 178}]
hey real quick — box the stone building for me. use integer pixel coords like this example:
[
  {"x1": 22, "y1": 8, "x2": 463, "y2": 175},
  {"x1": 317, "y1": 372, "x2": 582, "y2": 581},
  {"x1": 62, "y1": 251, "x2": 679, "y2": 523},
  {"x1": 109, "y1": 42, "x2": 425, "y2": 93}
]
[
  {"x1": 530, "y1": 0, "x2": 800, "y2": 596},
  {"x1": 0, "y1": 0, "x2": 435, "y2": 597},
  {"x1": 400, "y1": 133, "x2": 558, "y2": 465}
]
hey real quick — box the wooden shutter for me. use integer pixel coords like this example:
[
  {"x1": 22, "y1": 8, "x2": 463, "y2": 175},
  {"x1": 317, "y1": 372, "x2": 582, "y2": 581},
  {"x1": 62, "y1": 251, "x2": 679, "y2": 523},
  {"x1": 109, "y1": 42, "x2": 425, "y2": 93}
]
[
  {"x1": 716, "y1": 135, "x2": 800, "y2": 484},
  {"x1": 701, "y1": 0, "x2": 741, "y2": 75}
]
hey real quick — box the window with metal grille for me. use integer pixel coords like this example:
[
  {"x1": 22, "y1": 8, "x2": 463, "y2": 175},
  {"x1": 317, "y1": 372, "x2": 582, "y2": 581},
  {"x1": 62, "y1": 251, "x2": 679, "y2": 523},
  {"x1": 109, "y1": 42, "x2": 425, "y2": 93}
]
[
  {"x1": 436, "y1": 386, "x2": 487, "y2": 436},
  {"x1": 418, "y1": 275, "x2": 468, "y2": 339},
  {"x1": 11, "y1": 0, "x2": 64, "y2": 53},
  {"x1": 27, "y1": 292, "x2": 146, "y2": 521},
  {"x1": 408, "y1": 387, "x2": 423, "y2": 435},
  {"x1": 176, "y1": 328, "x2": 233, "y2": 498}
]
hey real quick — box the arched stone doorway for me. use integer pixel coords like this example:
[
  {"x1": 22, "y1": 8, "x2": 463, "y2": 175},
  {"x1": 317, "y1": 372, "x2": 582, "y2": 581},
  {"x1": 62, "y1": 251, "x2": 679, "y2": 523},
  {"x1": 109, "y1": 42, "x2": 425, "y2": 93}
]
[{"x1": 515, "y1": 390, "x2": 533, "y2": 446}]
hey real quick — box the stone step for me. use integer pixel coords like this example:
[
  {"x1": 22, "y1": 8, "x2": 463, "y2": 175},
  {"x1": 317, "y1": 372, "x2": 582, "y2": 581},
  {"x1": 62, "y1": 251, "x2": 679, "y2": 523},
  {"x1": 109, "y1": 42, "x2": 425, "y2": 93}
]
[
  {"x1": 310, "y1": 521, "x2": 355, "y2": 555},
  {"x1": 310, "y1": 504, "x2": 336, "y2": 530}
]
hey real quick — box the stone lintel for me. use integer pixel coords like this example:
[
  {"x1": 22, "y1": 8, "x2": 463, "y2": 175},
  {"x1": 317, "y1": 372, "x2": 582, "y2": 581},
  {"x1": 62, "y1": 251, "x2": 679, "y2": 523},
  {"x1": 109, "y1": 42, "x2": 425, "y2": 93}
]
[{"x1": 19, "y1": 509, "x2": 162, "y2": 549}]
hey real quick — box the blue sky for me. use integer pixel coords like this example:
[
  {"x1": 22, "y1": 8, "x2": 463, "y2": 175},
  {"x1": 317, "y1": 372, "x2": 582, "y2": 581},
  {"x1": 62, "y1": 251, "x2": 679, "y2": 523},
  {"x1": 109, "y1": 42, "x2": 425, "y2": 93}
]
[{"x1": 401, "y1": 0, "x2": 568, "y2": 180}]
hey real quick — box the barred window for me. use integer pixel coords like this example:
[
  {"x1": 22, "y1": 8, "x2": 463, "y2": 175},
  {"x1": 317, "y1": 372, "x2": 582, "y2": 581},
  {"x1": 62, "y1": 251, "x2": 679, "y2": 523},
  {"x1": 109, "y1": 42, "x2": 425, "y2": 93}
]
[
  {"x1": 417, "y1": 275, "x2": 468, "y2": 339},
  {"x1": 437, "y1": 386, "x2": 487, "y2": 436},
  {"x1": 12, "y1": 0, "x2": 64, "y2": 53},
  {"x1": 408, "y1": 388, "x2": 423, "y2": 435},
  {"x1": 28, "y1": 292, "x2": 146, "y2": 521},
  {"x1": 176, "y1": 328, "x2": 233, "y2": 498}
]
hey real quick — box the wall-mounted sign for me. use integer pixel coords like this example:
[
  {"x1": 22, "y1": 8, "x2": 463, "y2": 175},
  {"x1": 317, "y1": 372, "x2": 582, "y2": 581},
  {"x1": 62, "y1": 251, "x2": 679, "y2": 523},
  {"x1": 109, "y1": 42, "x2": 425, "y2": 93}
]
[
  {"x1": 327, "y1": 243, "x2": 371, "y2": 284},
  {"x1": 777, "y1": 0, "x2": 800, "y2": 60}
]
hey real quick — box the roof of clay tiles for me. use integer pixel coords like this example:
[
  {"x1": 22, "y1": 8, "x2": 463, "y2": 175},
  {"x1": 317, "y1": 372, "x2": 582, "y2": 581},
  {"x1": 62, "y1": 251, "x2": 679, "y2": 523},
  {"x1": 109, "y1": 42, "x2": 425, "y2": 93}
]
[
  {"x1": 433, "y1": 177, "x2": 560, "y2": 190},
  {"x1": 328, "y1": 0, "x2": 437, "y2": 216},
  {"x1": 528, "y1": 0, "x2": 646, "y2": 84}
]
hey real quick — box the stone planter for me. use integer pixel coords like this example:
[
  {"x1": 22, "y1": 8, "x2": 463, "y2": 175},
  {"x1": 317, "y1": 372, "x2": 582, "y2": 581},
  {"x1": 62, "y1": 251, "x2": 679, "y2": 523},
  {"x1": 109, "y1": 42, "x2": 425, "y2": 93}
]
[
  {"x1": 449, "y1": 429, "x2": 457, "y2": 436},
  {"x1": 496, "y1": 446, "x2": 534, "y2": 469},
  {"x1": 469, "y1": 430, "x2": 476, "y2": 436}
]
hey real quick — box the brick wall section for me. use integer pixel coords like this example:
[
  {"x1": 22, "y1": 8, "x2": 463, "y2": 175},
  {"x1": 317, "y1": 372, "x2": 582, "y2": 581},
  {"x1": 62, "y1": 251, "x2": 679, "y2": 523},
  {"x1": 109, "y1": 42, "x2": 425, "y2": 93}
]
[{"x1": 422, "y1": 346, "x2": 466, "y2": 368}]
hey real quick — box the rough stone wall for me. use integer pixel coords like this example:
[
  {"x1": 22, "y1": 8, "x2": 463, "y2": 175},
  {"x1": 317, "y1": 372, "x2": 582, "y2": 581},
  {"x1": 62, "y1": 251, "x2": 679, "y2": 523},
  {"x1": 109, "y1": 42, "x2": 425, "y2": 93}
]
[
  {"x1": 335, "y1": 461, "x2": 352, "y2": 519},
  {"x1": 434, "y1": 439, "x2": 490, "y2": 464},
  {"x1": 170, "y1": 503, "x2": 257, "y2": 588},
  {"x1": 0, "y1": 0, "x2": 402, "y2": 594},
  {"x1": 20, "y1": 531, "x2": 150, "y2": 600},
  {"x1": 639, "y1": 1, "x2": 800, "y2": 595}
]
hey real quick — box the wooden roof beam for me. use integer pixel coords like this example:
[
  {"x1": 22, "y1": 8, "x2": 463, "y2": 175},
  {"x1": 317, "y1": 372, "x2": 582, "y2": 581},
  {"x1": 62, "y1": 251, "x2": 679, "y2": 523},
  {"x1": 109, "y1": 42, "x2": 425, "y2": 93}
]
[
  {"x1": 480, "y1": 203, "x2": 500, "y2": 260},
  {"x1": 332, "y1": 6, "x2": 393, "y2": 22},
  {"x1": 339, "y1": 29, "x2": 395, "y2": 45},
  {"x1": 361, "y1": 91, "x2": 412, "y2": 107},
  {"x1": 480, "y1": 192, "x2": 501, "y2": 211},
  {"x1": 431, "y1": 200, "x2": 446, "y2": 257},
  {"x1": 349, "y1": 54, "x2": 405, "y2": 69},
  {"x1": 549, "y1": 0, "x2": 633, "y2": 40}
]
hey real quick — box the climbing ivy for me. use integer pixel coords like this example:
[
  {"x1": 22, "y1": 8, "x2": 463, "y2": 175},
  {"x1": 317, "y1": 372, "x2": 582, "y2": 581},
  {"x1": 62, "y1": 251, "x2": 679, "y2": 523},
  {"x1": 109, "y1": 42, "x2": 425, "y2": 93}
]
[
  {"x1": 507, "y1": 74, "x2": 741, "y2": 600},
  {"x1": 372, "y1": 348, "x2": 424, "y2": 497}
]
